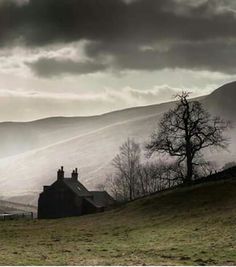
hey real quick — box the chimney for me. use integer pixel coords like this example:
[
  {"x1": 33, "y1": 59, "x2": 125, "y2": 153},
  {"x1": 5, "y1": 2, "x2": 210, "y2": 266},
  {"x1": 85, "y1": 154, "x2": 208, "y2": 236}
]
[
  {"x1": 71, "y1": 168, "x2": 78, "y2": 181},
  {"x1": 57, "y1": 166, "x2": 64, "y2": 180}
]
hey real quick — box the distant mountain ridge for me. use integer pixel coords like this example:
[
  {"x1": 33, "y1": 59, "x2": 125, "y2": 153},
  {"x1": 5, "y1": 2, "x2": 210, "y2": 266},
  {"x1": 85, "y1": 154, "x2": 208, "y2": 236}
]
[{"x1": 0, "y1": 81, "x2": 235, "y2": 205}]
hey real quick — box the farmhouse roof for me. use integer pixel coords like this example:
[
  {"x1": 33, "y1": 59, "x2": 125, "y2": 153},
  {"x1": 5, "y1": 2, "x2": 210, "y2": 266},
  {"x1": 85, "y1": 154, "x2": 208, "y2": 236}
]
[
  {"x1": 62, "y1": 178, "x2": 92, "y2": 197},
  {"x1": 91, "y1": 191, "x2": 115, "y2": 206}
]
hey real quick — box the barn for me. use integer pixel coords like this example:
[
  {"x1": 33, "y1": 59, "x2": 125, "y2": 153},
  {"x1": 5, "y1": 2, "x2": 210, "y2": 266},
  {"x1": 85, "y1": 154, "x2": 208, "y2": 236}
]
[{"x1": 38, "y1": 167, "x2": 115, "y2": 219}]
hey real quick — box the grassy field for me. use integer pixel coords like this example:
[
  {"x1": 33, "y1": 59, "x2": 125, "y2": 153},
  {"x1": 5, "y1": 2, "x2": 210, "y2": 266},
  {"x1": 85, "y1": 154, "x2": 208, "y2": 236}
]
[{"x1": 1, "y1": 179, "x2": 236, "y2": 265}]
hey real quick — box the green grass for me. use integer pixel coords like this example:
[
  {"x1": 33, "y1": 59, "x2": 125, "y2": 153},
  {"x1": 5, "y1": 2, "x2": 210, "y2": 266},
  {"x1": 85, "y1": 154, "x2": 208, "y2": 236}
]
[{"x1": 1, "y1": 179, "x2": 236, "y2": 265}]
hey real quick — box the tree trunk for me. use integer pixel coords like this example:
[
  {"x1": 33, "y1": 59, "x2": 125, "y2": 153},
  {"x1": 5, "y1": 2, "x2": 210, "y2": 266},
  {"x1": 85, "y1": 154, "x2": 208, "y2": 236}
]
[
  {"x1": 185, "y1": 137, "x2": 193, "y2": 184},
  {"x1": 129, "y1": 185, "x2": 133, "y2": 201},
  {"x1": 186, "y1": 154, "x2": 193, "y2": 184}
]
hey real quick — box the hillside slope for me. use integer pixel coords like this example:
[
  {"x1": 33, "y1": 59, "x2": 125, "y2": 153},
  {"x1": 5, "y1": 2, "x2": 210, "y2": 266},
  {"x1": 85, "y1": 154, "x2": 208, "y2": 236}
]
[
  {"x1": 0, "y1": 101, "x2": 174, "y2": 159},
  {"x1": 203, "y1": 81, "x2": 236, "y2": 120},
  {"x1": 0, "y1": 178, "x2": 236, "y2": 265},
  {"x1": 0, "y1": 81, "x2": 235, "y2": 204}
]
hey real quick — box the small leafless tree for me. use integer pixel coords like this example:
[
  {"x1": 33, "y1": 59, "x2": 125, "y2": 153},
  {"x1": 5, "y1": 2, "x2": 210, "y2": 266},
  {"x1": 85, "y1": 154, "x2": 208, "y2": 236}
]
[
  {"x1": 146, "y1": 92, "x2": 230, "y2": 184},
  {"x1": 193, "y1": 160, "x2": 218, "y2": 178},
  {"x1": 137, "y1": 160, "x2": 182, "y2": 195},
  {"x1": 136, "y1": 162, "x2": 160, "y2": 195},
  {"x1": 106, "y1": 174, "x2": 130, "y2": 201},
  {"x1": 112, "y1": 138, "x2": 141, "y2": 201}
]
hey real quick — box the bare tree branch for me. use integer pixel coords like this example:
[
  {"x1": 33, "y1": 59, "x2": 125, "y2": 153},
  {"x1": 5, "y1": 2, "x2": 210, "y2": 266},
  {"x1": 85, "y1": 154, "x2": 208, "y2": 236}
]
[{"x1": 146, "y1": 92, "x2": 231, "y2": 183}]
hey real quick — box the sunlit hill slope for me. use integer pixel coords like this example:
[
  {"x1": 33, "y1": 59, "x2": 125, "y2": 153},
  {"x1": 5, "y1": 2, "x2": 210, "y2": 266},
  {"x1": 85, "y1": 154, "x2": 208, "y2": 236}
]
[{"x1": 0, "y1": 82, "x2": 235, "y2": 204}]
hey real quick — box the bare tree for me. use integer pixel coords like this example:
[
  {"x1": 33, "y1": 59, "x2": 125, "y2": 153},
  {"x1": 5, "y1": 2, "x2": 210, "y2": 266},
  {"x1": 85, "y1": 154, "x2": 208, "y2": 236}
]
[
  {"x1": 137, "y1": 161, "x2": 182, "y2": 194},
  {"x1": 108, "y1": 143, "x2": 183, "y2": 201},
  {"x1": 137, "y1": 162, "x2": 160, "y2": 195},
  {"x1": 193, "y1": 160, "x2": 218, "y2": 178},
  {"x1": 112, "y1": 138, "x2": 141, "y2": 200},
  {"x1": 106, "y1": 174, "x2": 130, "y2": 201},
  {"x1": 146, "y1": 92, "x2": 230, "y2": 184}
]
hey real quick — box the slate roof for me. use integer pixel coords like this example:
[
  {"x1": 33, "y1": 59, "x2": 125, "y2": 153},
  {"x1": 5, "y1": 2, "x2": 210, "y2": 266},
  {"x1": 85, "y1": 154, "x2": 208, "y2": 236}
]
[
  {"x1": 62, "y1": 179, "x2": 104, "y2": 208},
  {"x1": 62, "y1": 178, "x2": 92, "y2": 197},
  {"x1": 91, "y1": 191, "x2": 115, "y2": 207},
  {"x1": 84, "y1": 197, "x2": 101, "y2": 208}
]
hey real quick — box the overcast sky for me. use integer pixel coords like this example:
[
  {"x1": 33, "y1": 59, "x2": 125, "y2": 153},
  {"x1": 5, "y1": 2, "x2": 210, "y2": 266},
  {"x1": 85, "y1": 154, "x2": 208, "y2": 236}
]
[{"x1": 0, "y1": 0, "x2": 236, "y2": 121}]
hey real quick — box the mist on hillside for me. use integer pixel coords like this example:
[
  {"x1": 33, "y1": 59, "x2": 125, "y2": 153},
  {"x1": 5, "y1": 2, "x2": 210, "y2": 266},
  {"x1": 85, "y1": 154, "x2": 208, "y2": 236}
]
[{"x1": 0, "y1": 82, "x2": 235, "y2": 205}]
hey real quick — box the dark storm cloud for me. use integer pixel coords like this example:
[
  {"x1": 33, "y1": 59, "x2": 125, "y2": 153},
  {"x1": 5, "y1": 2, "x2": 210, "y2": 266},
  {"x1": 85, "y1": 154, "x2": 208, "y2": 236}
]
[
  {"x1": 1, "y1": 0, "x2": 236, "y2": 75},
  {"x1": 85, "y1": 40, "x2": 236, "y2": 74},
  {"x1": 27, "y1": 58, "x2": 107, "y2": 77},
  {"x1": 0, "y1": 0, "x2": 128, "y2": 46},
  {"x1": 1, "y1": 0, "x2": 236, "y2": 46}
]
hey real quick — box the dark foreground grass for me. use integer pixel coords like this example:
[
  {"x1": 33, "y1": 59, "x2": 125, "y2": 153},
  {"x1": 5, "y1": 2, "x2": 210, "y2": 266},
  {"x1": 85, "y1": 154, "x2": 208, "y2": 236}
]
[{"x1": 1, "y1": 179, "x2": 236, "y2": 265}]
